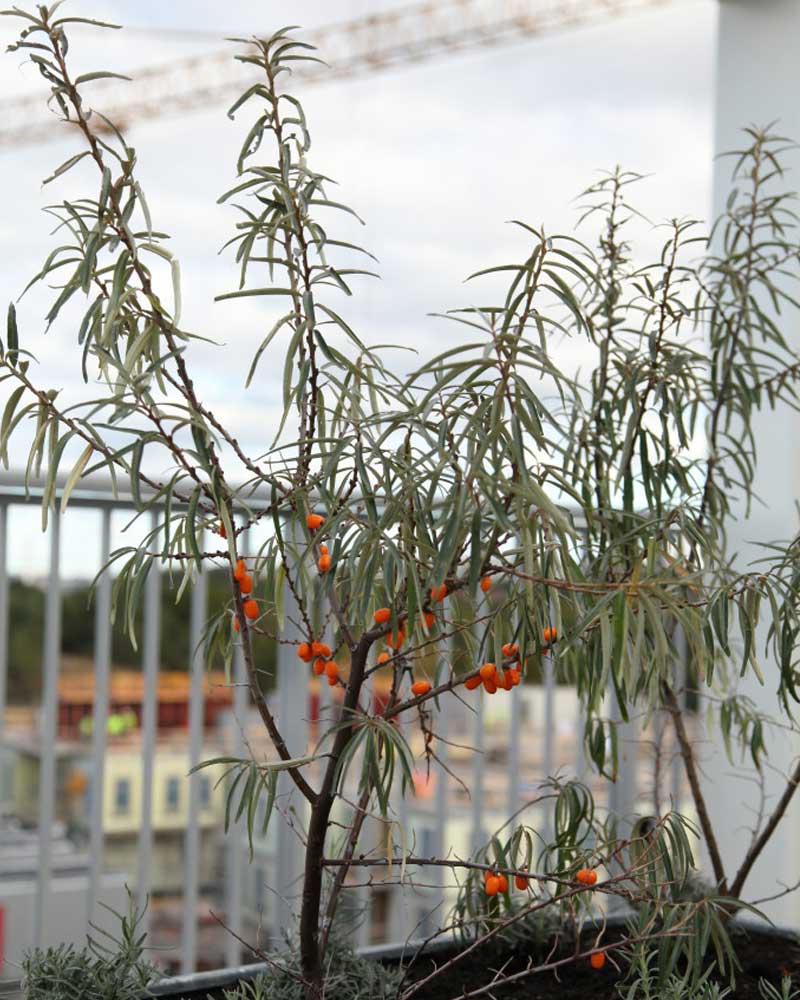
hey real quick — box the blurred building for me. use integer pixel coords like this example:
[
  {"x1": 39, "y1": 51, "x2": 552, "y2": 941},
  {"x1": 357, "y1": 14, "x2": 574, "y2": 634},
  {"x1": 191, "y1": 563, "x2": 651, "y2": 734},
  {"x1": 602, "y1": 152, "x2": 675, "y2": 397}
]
[
  {"x1": 0, "y1": 662, "x2": 232, "y2": 971},
  {"x1": 0, "y1": 817, "x2": 128, "y2": 980}
]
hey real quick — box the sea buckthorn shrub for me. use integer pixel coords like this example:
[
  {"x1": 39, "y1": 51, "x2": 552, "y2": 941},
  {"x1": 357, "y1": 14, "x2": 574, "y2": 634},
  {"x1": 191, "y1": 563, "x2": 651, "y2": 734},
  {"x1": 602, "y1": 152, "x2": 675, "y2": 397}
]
[{"x1": 5, "y1": 6, "x2": 800, "y2": 999}]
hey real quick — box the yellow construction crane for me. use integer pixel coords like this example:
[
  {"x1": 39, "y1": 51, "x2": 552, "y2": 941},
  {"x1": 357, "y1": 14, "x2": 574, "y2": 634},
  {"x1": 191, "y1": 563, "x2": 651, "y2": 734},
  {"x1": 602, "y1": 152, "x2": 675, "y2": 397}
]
[{"x1": 1, "y1": 0, "x2": 677, "y2": 149}]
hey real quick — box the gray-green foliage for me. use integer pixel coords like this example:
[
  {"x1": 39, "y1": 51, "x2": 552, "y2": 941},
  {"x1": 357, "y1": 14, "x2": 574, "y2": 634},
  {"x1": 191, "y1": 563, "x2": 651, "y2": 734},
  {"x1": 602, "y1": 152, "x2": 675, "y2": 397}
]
[
  {"x1": 448, "y1": 790, "x2": 735, "y2": 998},
  {"x1": 619, "y1": 950, "x2": 732, "y2": 1000},
  {"x1": 758, "y1": 975, "x2": 800, "y2": 1000},
  {"x1": 5, "y1": 3, "x2": 800, "y2": 998},
  {"x1": 21, "y1": 892, "x2": 158, "y2": 1000},
  {"x1": 4, "y1": 8, "x2": 800, "y2": 781},
  {"x1": 220, "y1": 938, "x2": 404, "y2": 1000}
]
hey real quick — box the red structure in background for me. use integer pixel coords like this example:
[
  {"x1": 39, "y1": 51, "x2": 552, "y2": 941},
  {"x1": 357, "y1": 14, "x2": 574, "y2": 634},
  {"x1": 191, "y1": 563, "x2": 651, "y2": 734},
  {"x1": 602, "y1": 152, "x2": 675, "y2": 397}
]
[{"x1": 57, "y1": 668, "x2": 234, "y2": 738}]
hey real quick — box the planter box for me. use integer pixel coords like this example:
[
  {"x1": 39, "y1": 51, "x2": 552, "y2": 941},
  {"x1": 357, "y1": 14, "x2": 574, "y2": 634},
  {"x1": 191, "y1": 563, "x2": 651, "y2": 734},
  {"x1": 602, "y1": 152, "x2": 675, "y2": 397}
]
[
  {"x1": 146, "y1": 916, "x2": 800, "y2": 1000},
  {"x1": 147, "y1": 938, "x2": 454, "y2": 1000}
]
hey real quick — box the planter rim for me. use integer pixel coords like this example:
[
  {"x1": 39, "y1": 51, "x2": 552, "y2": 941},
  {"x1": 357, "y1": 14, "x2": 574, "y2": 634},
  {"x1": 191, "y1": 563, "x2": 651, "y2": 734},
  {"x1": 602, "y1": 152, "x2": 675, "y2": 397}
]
[{"x1": 144, "y1": 913, "x2": 800, "y2": 998}]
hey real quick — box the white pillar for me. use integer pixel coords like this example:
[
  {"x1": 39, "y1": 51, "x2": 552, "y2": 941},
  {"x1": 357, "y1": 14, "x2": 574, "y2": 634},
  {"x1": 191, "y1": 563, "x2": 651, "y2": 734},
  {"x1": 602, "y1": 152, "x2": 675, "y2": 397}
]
[{"x1": 708, "y1": 0, "x2": 800, "y2": 924}]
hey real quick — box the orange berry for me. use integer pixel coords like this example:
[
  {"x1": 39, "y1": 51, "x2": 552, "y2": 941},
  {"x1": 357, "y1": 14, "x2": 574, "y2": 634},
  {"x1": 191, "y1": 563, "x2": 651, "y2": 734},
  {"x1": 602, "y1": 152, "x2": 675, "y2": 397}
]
[
  {"x1": 233, "y1": 616, "x2": 241, "y2": 633},
  {"x1": 485, "y1": 875, "x2": 500, "y2": 896},
  {"x1": 297, "y1": 642, "x2": 312, "y2": 662},
  {"x1": 243, "y1": 599, "x2": 259, "y2": 620},
  {"x1": 327, "y1": 672, "x2": 338, "y2": 687},
  {"x1": 233, "y1": 559, "x2": 247, "y2": 581},
  {"x1": 218, "y1": 521, "x2": 227, "y2": 538},
  {"x1": 311, "y1": 641, "x2": 331, "y2": 659},
  {"x1": 430, "y1": 584, "x2": 447, "y2": 602},
  {"x1": 480, "y1": 576, "x2": 492, "y2": 593},
  {"x1": 483, "y1": 677, "x2": 497, "y2": 695},
  {"x1": 479, "y1": 663, "x2": 497, "y2": 682},
  {"x1": 423, "y1": 611, "x2": 435, "y2": 629},
  {"x1": 239, "y1": 573, "x2": 253, "y2": 595},
  {"x1": 508, "y1": 667, "x2": 521, "y2": 686},
  {"x1": 387, "y1": 629, "x2": 405, "y2": 650},
  {"x1": 411, "y1": 680, "x2": 431, "y2": 697},
  {"x1": 496, "y1": 873, "x2": 508, "y2": 893},
  {"x1": 590, "y1": 952, "x2": 606, "y2": 970},
  {"x1": 499, "y1": 671, "x2": 514, "y2": 691},
  {"x1": 543, "y1": 626, "x2": 558, "y2": 644},
  {"x1": 576, "y1": 868, "x2": 588, "y2": 884},
  {"x1": 501, "y1": 642, "x2": 519, "y2": 658},
  {"x1": 515, "y1": 873, "x2": 528, "y2": 891},
  {"x1": 464, "y1": 674, "x2": 482, "y2": 691},
  {"x1": 377, "y1": 651, "x2": 391, "y2": 665},
  {"x1": 373, "y1": 607, "x2": 391, "y2": 625},
  {"x1": 312, "y1": 658, "x2": 326, "y2": 676},
  {"x1": 306, "y1": 513, "x2": 325, "y2": 530},
  {"x1": 319, "y1": 543, "x2": 328, "y2": 556},
  {"x1": 324, "y1": 660, "x2": 338, "y2": 679},
  {"x1": 585, "y1": 869, "x2": 598, "y2": 886},
  {"x1": 318, "y1": 553, "x2": 332, "y2": 573}
]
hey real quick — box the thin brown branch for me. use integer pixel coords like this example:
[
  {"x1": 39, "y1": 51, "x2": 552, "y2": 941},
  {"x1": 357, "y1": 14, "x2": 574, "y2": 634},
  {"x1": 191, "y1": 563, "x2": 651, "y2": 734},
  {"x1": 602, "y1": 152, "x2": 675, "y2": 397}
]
[
  {"x1": 662, "y1": 681, "x2": 727, "y2": 891},
  {"x1": 729, "y1": 756, "x2": 800, "y2": 898}
]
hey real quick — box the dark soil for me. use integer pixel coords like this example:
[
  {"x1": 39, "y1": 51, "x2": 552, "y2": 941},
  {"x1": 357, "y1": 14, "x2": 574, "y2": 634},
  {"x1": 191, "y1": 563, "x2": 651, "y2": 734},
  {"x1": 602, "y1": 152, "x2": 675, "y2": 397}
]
[
  {"x1": 400, "y1": 925, "x2": 800, "y2": 1000},
  {"x1": 157, "y1": 925, "x2": 800, "y2": 999}
]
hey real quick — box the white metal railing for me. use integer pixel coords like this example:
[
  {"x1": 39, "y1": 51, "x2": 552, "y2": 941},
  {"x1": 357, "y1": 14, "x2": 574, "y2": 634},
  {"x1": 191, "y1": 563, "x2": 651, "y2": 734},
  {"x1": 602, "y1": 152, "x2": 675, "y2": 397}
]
[{"x1": 0, "y1": 473, "x2": 683, "y2": 983}]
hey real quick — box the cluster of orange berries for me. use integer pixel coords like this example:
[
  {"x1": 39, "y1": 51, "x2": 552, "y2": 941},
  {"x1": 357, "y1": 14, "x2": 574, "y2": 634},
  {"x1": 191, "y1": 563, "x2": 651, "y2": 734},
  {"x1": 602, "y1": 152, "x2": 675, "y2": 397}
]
[
  {"x1": 483, "y1": 870, "x2": 509, "y2": 896},
  {"x1": 484, "y1": 869, "x2": 534, "y2": 894},
  {"x1": 373, "y1": 605, "x2": 432, "y2": 659},
  {"x1": 576, "y1": 864, "x2": 608, "y2": 968},
  {"x1": 465, "y1": 643, "x2": 522, "y2": 695},
  {"x1": 306, "y1": 513, "x2": 332, "y2": 573},
  {"x1": 484, "y1": 865, "x2": 598, "y2": 898},
  {"x1": 371, "y1": 606, "x2": 435, "y2": 697},
  {"x1": 297, "y1": 639, "x2": 341, "y2": 686},
  {"x1": 230, "y1": 557, "x2": 259, "y2": 628}
]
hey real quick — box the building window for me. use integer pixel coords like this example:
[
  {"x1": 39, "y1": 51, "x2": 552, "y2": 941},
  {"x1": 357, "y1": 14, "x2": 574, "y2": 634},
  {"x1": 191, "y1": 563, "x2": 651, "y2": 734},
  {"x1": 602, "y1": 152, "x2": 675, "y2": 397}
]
[
  {"x1": 199, "y1": 775, "x2": 211, "y2": 809},
  {"x1": 165, "y1": 776, "x2": 181, "y2": 812},
  {"x1": 114, "y1": 778, "x2": 130, "y2": 815}
]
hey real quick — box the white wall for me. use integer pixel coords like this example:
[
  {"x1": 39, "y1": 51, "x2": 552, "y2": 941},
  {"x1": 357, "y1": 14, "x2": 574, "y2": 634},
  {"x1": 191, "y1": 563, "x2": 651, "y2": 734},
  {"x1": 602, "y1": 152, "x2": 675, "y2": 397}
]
[{"x1": 707, "y1": 0, "x2": 800, "y2": 925}]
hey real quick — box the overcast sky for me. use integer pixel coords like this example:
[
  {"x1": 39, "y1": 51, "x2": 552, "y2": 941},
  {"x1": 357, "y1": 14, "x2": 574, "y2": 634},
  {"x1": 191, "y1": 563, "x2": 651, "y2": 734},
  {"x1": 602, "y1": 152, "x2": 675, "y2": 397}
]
[{"x1": 0, "y1": 0, "x2": 717, "y2": 577}]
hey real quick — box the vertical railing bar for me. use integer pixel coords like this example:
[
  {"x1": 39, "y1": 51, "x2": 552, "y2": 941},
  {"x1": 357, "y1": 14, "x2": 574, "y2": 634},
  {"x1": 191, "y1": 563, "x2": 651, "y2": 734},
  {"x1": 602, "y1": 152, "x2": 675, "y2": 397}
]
[
  {"x1": 507, "y1": 607, "x2": 522, "y2": 822},
  {"x1": 34, "y1": 514, "x2": 61, "y2": 948},
  {"x1": 433, "y1": 632, "x2": 449, "y2": 921},
  {"x1": 507, "y1": 671, "x2": 521, "y2": 821},
  {"x1": 671, "y1": 627, "x2": 688, "y2": 809},
  {"x1": 356, "y1": 661, "x2": 372, "y2": 950},
  {"x1": 608, "y1": 686, "x2": 638, "y2": 826},
  {"x1": 87, "y1": 507, "x2": 112, "y2": 929},
  {"x1": 274, "y1": 527, "x2": 310, "y2": 941},
  {"x1": 225, "y1": 536, "x2": 247, "y2": 969},
  {"x1": 542, "y1": 652, "x2": 555, "y2": 839},
  {"x1": 653, "y1": 708, "x2": 666, "y2": 815},
  {"x1": 356, "y1": 883, "x2": 370, "y2": 950},
  {"x1": 136, "y1": 511, "x2": 161, "y2": 929},
  {"x1": 0, "y1": 504, "x2": 8, "y2": 742},
  {"x1": 394, "y1": 687, "x2": 410, "y2": 943},
  {"x1": 470, "y1": 690, "x2": 485, "y2": 853},
  {"x1": 181, "y1": 567, "x2": 208, "y2": 974},
  {"x1": 575, "y1": 701, "x2": 587, "y2": 780},
  {"x1": 606, "y1": 679, "x2": 638, "y2": 914}
]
